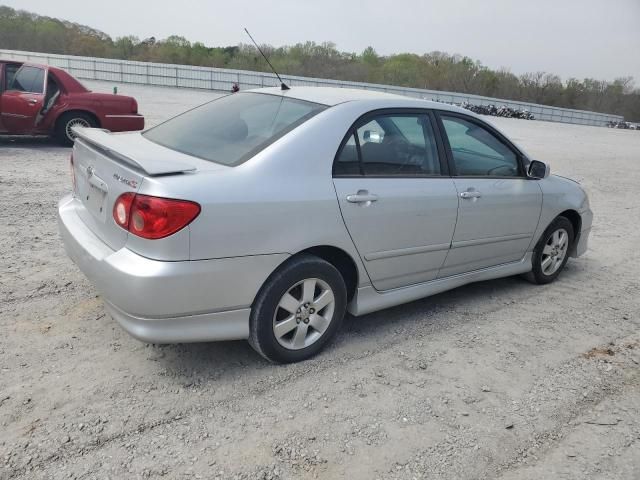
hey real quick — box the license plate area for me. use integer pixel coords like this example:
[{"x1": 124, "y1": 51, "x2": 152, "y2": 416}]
[
  {"x1": 71, "y1": 139, "x2": 143, "y2": 251},
  {"x1": 84, "y1": 183, "x2": 108, "y2": 222}
]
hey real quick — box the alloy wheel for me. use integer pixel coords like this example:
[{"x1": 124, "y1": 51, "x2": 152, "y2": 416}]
[
  {"x1": 541, "y1": 228, "x2": 569, "y2": 275},
  {"x1": 272, "y1": 278, "x2": 335, "y2": 350}
]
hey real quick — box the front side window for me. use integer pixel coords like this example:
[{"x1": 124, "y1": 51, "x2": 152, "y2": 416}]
[
  {"x1": 334, "y1": 113, "x2": 441, "y2": 176},
  {"x1": 144, "y1": 92, "x2": 326, "y2": 166},
  {"x1": 9, "y1": 66, "x2": 45, "y2": 94},
  {"x1": 441, "y1": 116, "x2": 520, "y2": 177}
]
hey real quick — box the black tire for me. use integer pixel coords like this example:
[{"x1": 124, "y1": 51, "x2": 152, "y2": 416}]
[
  {"x1": 55, "y1": 112, "x2": 97, "y2": 146},
  {"x1": 249, "y1": 254, "x2": 347, "y2": 363},
  {"x1": 525, "y1": 216, "x2": 574, "y2": 285}
]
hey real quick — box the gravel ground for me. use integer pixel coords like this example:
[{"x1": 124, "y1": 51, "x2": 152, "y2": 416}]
[{"x1": 1, "y1": 81, "x2": 639, "y2": 480}]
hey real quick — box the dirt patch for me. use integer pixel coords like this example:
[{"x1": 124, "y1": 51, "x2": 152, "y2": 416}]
[{"x1": 582, "y1": 347, "x2": 616, "y2": 359}]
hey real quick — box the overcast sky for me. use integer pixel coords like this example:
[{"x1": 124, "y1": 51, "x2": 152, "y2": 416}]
[{"x1": 5, "y1": 0, "x2": 640, "y2": 82}]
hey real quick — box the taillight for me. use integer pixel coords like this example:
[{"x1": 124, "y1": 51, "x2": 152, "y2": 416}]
[
  {"x1": 70, "y1": 152, "x2": 76, "y2": 192},
  {"x1": 130, "y1": 98, "x2": 138, "y2": 114},
  {"x1": 113, "y1": 192, "x2": 136, "y2": 227},
  {"x1": 113, "y1": 193, "x2": 200, "y2": 239}
]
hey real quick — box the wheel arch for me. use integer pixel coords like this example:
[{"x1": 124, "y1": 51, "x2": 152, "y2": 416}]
[
  {"x1": 251, "y1": 245, "x2": 361, "y2": 310},
  {"x1": 297, "y1": 246, "x2": 359, "y2": 302},
  {"x1": 558, "y1": 210, "x2": 581, "y2": 237},
  {"x1": 533, "y1": 209, "x2": 582, "y2": 255},
  {"x1": 558, "y1": 209, "x2": 582, "y2": 255},
  {"x1": 54, "y1": 109, "x2": 101, "y2": 131}
]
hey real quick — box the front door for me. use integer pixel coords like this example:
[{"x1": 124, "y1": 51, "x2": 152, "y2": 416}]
[
  {"x1": 0, "y1": 65, "x2": 46, "y2": 134},
  {"x1": 333, "y1": 110, "x2": 459, "y2": 291},
  {"x1": 437, "y1": 113, "x2": 542, "y2": 277}
]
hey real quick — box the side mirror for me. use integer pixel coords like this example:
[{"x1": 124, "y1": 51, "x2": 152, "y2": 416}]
[{"x1": 528, "y1": 160, "x2": 550, "y2": 179}]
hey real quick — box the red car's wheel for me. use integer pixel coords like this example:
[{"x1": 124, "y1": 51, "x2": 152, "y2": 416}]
[{"x1": 55, "y1": 112, "x2": 97, "y2": 146}]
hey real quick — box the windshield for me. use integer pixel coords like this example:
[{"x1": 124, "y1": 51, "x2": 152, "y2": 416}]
[{"x1": 143, "y1": 92, "x2": 327, "y2": 166}]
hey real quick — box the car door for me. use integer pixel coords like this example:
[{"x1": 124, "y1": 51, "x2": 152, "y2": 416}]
[
  {"x1": 0, "y1": 65, "x2": 47, "y2": 134},
  {"x1": 0, "y1": 63, "x2": 4, "y2": 132},
  {"x1": 436, "y1": 112, "x2": 542, "y2": 277},
  {"x1": 333, "y1": 110, "x2": 459, "y2": 291},
  {"x1": 0, "y1": 62, "x2": 20, "y2": 132}
]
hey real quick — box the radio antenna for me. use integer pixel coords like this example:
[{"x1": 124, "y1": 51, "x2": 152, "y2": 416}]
[{"x1": 244, "y1": 28, "x2": 289, "y2": 90}]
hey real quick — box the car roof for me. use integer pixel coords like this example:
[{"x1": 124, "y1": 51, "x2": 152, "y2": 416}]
[{"x1": 247, "y1": 86, "x2": 469, "y2": 113}]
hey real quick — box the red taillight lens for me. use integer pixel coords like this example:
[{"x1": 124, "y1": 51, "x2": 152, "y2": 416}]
[
  {"x1": 113, "y1": 192, "x2": 136, "y2": 228},
  {"x1": 70, "y1": 152, "x2": 76, "y2": 191},
  {"x1": 113, "y1": 193, "x2": 200, "y2": 239},
  {"x1": 130, "y1": 98, "x2": 138, "y2": 114}
]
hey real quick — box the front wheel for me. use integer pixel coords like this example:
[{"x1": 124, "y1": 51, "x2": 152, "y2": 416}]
[
  {"x1": 55, "y1": 112, "x2": 97, "y2": 146},
  {"x1": 249, "y1": 254, "x2": 347, "y2": 363},
  {"x1": 525, "y1": 216, "x2": 574, "y2": 284}
]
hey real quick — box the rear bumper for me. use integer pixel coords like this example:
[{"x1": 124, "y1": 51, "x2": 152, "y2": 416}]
[
  {"x1": 104, "y1": 301, "x2": 251, "y2": 343},
  {"x1": 58, "y1": 194, "x2": 288, "y2": 343},
  {"x1": 101, "y1": 114, "x2": 145, "y2": 132}
]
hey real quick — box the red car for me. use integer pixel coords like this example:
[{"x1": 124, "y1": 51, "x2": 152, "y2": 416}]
[{"x1": 0, "y1": 61, "x2": 144, "y2": 145}]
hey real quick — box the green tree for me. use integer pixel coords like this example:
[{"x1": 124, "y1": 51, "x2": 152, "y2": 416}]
[{"x1": 1, "y1": 5, "x2": 639, "y2": 120}]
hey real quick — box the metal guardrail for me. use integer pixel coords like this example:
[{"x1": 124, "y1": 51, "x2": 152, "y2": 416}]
[{"x1": 0, "y1": 49, "x2": 623, "y2": 127}]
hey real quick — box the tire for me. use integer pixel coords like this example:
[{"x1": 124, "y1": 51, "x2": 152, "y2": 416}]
[
  {"x1": 249, "y1": 254, "x2": 347, "y2": 363},
  {"x1": 525, "y1": 216, "x2": 574, "y2": 285},
  {"x1": 55, "y1": 112, "x2": 97, "y2": 146}
]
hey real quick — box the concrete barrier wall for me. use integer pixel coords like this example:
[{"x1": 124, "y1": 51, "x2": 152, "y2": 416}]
[{"x1": 0, "y1": 49, "x2": 623, "y2": 127}]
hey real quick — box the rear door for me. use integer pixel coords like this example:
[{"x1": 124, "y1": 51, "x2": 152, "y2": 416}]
[
  {"x1": 333, "y1": 110, "x2": 459, "y2": 291},
  {"x1": 0, "y1": 65, "x2": 46, "y2": 134},
  {"x1": 436, "y1": 112, "x2": 542, "y2": 277}
]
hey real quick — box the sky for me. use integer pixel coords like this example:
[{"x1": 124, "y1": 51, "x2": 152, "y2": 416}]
[{"x1": 4, "y1": 0, "x2": 640, "y2": 82}]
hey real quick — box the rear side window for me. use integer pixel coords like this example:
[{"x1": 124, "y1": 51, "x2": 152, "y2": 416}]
[
  {"x1": 9, "y1": 66, "x2": 45, "y2": 94},
  {"x1": 334, "y1": 134, "x2": 360, "y2": 175},
  {"x1": 144, "y1": 92, "x2": 326, "y2": 166},
  {"x1": 334, "y1": 113, "x2": 441, "y2": 176}
]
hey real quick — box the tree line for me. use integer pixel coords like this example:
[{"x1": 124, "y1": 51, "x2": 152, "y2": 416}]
[{"x1": 1, "y1": 5, "x2": 638, "y2": 121}]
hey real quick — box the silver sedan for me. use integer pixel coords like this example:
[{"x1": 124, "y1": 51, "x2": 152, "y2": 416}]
[{"x1": 58, "y1": 87, "x2": 592, "y2": 363}]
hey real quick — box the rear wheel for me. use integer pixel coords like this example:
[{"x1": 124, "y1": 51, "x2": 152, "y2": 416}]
[
  {"x1": 525, "y1": 216, "x2": 574, "y2": 284},
  {"x1": 249, "y1": 254, "x2": 347, "y2": 363},
  {"x1": 55, "y1": 112, "x2": 97, "y2": 146}
]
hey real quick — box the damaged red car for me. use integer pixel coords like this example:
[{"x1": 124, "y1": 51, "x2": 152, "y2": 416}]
[{"x1": 0, "y1": 61, "x2": 144, "y2": 145}]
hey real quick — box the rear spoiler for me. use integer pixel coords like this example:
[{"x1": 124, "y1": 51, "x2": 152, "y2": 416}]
[{"x1": 72, "y1": 127, "x2": 197, "y2": 176}]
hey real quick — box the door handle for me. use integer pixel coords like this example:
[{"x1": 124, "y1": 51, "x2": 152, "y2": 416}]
[
  {"x1": 27, "y1": 99, "x2": 38, "y2": 105},
  {"x1": 460, "y1": 191, "x2": 482, "y2": 199},
  {"x1": 346, "y1": 192, "x2": 378, "y2": 203}
]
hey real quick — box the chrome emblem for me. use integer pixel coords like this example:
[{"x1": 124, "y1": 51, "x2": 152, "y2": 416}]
[{"x1": 113, "y1": 173, "x2": 138, "y2": 189}]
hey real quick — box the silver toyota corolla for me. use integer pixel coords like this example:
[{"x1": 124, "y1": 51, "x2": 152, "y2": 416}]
[{"x1": 58, "y1": 87, "x2": 592, "y2": 363}]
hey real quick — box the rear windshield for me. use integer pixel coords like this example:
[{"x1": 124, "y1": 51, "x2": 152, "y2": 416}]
[{"x1": 143, "y1": 92, "x2": 327, "y2": 166}]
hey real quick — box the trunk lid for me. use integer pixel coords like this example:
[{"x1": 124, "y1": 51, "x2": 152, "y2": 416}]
[
  {"x1": 72, "y1": 127, "x2": 197, "y2": 175},
  {"x1": 71, "y1": 128, "x2": 205, "y2": 251}
]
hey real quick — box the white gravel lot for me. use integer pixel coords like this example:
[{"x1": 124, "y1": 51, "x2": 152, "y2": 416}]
[{"x1": 1, "y1": 81, "x2": 639, "y2": 480}]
